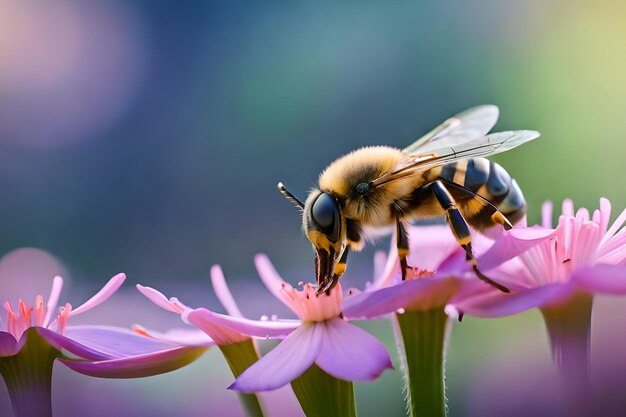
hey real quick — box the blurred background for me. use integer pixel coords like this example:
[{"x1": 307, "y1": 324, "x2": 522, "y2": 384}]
[{"x1": 1, "y1": 0, "x2": 626, "y2": 415}]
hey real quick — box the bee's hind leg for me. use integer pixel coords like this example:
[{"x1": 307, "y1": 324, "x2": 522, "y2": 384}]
[
  {"x1": 431, "y1": 181, "x2": 510, "y2": 293},
  {"x1": 395, "y1": 217, "x2": 409, "y2": 280}
]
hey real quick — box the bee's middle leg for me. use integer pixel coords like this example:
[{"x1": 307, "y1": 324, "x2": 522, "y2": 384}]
[
  {"x1": 430, "y1": 181, "x2": 510, "y2": 293},
  {"x1": 395, "y1": 217, "x2": 409, "y2": 280}
]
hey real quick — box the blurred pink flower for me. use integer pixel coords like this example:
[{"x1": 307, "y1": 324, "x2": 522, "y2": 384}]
[
  {"x1": 447, "y1": 198, "x2": 626, "y2": 415},
  {"x1": 1, "y1": 274, "x2": 208, "y2": 417},
  {"x1": 178, "y1": 255, "x2": 393, "y2": 392},
  {"x1": 448, "y1": 198, "x2": 626, "y2": 318}
]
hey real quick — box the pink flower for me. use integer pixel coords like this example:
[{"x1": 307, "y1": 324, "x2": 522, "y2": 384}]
[
  {"x1": 340, "y1": 223, "x2": 551, "y2": 417},
  {"x1": 449, "y1": 198, "x2": 626, "y2": 318},
  {"x1": 446, "y1": 198, "x2": 626, "y2": 414},
  {"x1": 1, "y1": 274, "x2": 208, "y2": 417},
  {"x1": 1, "y1": 273, "x2": 207, "y2": 376},
  {"x1": 180, "y1": 255, "x2": 393, "y2": 392}
]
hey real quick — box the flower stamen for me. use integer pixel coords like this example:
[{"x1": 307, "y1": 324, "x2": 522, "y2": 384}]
[
  {"x1": 406, "y1": 267, "x2": 435, "y2": 280},
  {"x1": 3, "y1": 296, "x2": 50, "y2": 339},
  {"x1": 34, "y1": 295, "x2": 45, "y2": 327},
  {"x1": 278, "y1": 282, "x2": 343, "y2": 322},
  {"x1": 55, "y1": 303, "x2": 73, "y2": 335}
]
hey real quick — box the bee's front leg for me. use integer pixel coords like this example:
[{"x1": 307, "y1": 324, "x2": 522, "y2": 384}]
[
  {"x1": 430, "y1": 181, "x2": 510, "y2": 293},
  {"x1": 322, "y1": 219, "x2": 362, "y2": 294},
  {"x1": 395, "y1": 217, "x2": 409, "y2": 280},
  {"x1": 322, "y1": 247, "x2": 350, "y2": 295}
]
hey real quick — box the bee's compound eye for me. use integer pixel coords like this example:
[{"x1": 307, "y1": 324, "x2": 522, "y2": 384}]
[{"x1": 312, "y1": 193, "x2": 339, "y2": 229}]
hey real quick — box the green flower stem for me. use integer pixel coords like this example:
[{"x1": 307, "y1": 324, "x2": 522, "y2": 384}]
[
  {"x1": 291, "y1": 364, "x2": 357, "y2": 417},
  {"x1": 220, "y1": 340, "x2": 267, "y2": 417},
  {"x1": 540, "y1": 292, "x2": 594, "y2": 416},
  {"x1": 393, "y1": 308, "x2": 449, "y2": 417},
  {"x1": 0, "y1": 328, "x2": 62, "y2": 417}
]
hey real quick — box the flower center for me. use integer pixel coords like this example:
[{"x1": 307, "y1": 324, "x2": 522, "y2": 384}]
[
  {"x1": 406, "y1": 267, "x2": 436, "y2": 280},
  {"x1": 280, "y1": 282, "x2": 343, "y2": 322},
  {"x1": 522, "y1": 214, "x2": 603, "y2": 285},
  {"x1": 3, "y1": 296, "x2": 72, "y2": 340}
]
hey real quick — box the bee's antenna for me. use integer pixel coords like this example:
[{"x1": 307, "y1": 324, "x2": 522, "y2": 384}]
[{"x1": 277, "y1": 182, "x2": 305, "y2": 209}]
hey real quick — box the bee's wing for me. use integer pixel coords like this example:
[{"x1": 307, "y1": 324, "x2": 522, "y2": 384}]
[
  {"x1": 403, "y1": 105, "x2": 499, "y2": 154},
  {"x1": 371, "y1": 130, "x2": 540, "y2": 188}
]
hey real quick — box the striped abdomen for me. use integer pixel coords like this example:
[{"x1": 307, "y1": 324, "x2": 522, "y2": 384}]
[{"x1": 437, "y1": 157, "x2": 526, "y2": 228}]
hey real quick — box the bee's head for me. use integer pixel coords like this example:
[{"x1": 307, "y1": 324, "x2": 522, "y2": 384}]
[{"x1": 303, "y1": 190, "x2": 346, "y2": 291}]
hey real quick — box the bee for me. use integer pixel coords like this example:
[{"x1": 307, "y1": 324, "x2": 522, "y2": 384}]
[{"x1": 278, "y1": 105, "x2": 539, "y2": 294}]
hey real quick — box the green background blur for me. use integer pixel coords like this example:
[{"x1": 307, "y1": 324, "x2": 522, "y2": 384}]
[{"x1": 1, "y1": 0, "x2": 626, "y2": 416}]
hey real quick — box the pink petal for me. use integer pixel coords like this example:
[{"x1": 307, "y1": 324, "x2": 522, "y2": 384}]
[
  {"x1": 59, "y1": 346, "x2": 207, "y2": 378},
  {"x1": 435, "y1": 248, "x2": 469, "y2": 276},
  {"x1": 210, "y1": 265, "x2": 244, "y2": 318},
  {"x1": 0, "y1": 331, "x2": 19, "y2": 357},
  {"x1": 598, "y1": 228, "x2": 626, "y2": 257},
  {"x1": 315, "y1": 318, "x2": 392, "y2": 381},
  {"x1": 598, "y1": 198, "x2": 612, "y2": 235},
  {"x1": 451, "y1": 268, "x2": 536, "y2": 301},
  {"x1": 70, "y1": 273, "x2": 126, "y2": 317},
  {"x1": 573, "y1": 265, "x2": 626, "y2": 294},
  {"x1": 38, "y1": 326, "x2": 179, "y2": 361},
  {"x1": 372, "y1": 251, "x2": 387, "y2": 283},
  {"x1": 132, "y1": 325, "x2": 215, "y2": 346},
  {"x1": 185, "y1": 308, "x2": 299, "y2": 343},
  {"x1": 562, "y1": 199, "x2": 574, "y2": 217},
  {"x1": 371, "y1": 246, "x2": 399, "y2": 289},
  {"x1": 254, "y1": 254, "x2": 300, "y2": 315},
  {"x1": 343, "y1": 277, "x2": 460, "y2": 319},
  {"x1": 37, "y1": 327, "x2": 109, "y2": 360},
  {"x1": 63, "y1": 325, "x2": 184, "y2": 357},
  {"x1": 596, "y1": 231, "x2": 626, "y2": 265},
  {"x1": 372, "y1": 225, "x2": 464, "y2": 290},
  {"x1": 576, "y1": 207, "x2": 590, "y2": 222},
  {"x1": 136, "y1": 284, "x2": 185, "y2": 314},
  {"x1": 406, "y1": 225, "x2": 459, "y2": 271},
  {"x1": 600, "y1": 205, "x2": 626, "y2": 248},
  {"x1": 449, "y1": 283, "x2": 573, "y2": 318},
  {"x1": 478, "y1": 226, "x2": 555, "y2": 271},
  {"x1": 230, "y1": 323, "x2": 323, "y2": 392},
  {"x1": 44, "y1": 276, "x2": 64, "y2": 327},
  {"x1": 542, "y1": 200, "x2": 553, "y2": 229},
  {"x1": 184, "y1": 308, "x2": 249, "y2": 345}
]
